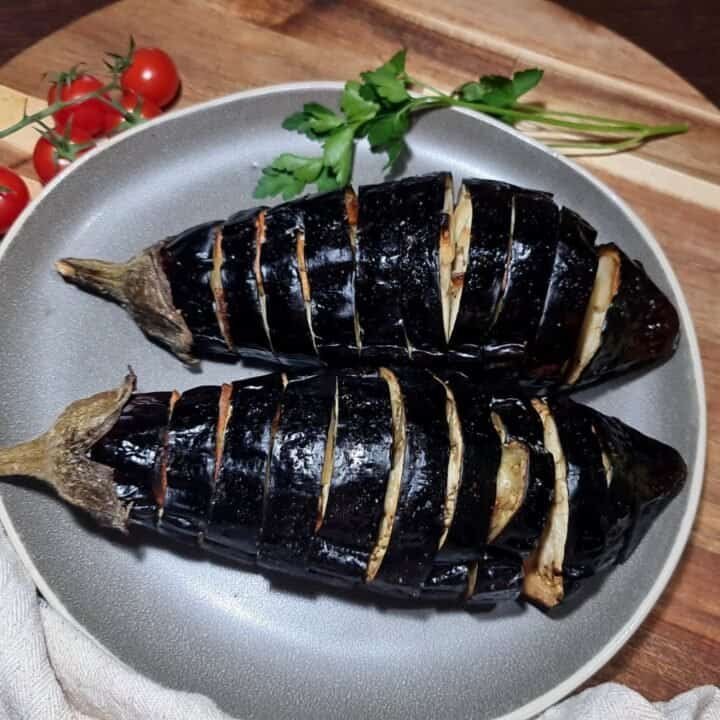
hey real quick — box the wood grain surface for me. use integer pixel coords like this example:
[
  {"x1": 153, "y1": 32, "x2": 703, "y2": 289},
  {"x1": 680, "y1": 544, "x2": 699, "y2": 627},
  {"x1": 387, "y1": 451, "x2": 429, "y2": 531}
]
[{"x1": 1, "y1": 0, "x2": 718, "y2": 706}]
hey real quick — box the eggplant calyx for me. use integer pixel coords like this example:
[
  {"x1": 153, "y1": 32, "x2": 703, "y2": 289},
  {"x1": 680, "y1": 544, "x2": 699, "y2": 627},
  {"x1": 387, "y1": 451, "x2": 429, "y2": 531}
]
[
  {"x1": 55, "y1": 243, "x2": 196, "y2": 365},
  {"x1": 0, "y1": 373, "x2": 136, "y2": 530}
]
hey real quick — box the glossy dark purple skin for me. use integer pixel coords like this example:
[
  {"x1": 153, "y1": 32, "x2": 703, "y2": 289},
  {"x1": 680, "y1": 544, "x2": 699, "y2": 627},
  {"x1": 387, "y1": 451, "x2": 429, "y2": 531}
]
[
  {"x1": 355, "y1": 179, "x2": 410, "y2": 361},
  {"x1": 442, "y1": 372, "x2": 499, "y2": 553},
  {"x1": 90, "y1": 392, "x2": 170, "y2": 523},
  {"x1": 547, "y1": 398, "x2": 616, "y2": 593},
  {"x1": 308, "y1": 371, "x2": 392, "y2": 584},
  {"x1": 257, "y1": 373, "x2": 335, "y2": 575},
  {"x1": 205, "y1": 374, "x2": 284, "y2": 559},
  {"x1": 490, "y1": 395, "x2": 555, "y2": 557},
  {"x1": 160, "y1": 385, "x2": 220, "y2": 539},
  {"x1": 162, "y1": 221, "x2": 233, "y2": 359},
  {"x1": 485, "y1": 192, "x2": 560, "y2": 365},
  {"x1": 375, "y1": 369, "x2": 448, "y2": 596},
  {"x1": 530, "y1": 208, "x2": 598, "y2": 380},
  {"x1": 221, "y1": 207, "x2": 274, "y2": 358},
  {"x1": 290, "y1": 190, "x2": 357, "y2": 362},
  {"x1": 577, "y1": 244, "x2": 680, "y2": 386},
  {"x1": 261, "y1": 204, "x2": 316, "y2": 357},
  {"x1": 397, "y1": 172, "x2": 450, "y2": 362},
  {"x1": 588, "y1": 404, "x2": 687, "y2": 563}
]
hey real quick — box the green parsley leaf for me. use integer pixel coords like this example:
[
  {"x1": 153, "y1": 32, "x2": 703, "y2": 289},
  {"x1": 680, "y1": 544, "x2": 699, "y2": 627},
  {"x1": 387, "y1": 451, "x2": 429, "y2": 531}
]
[
  {"x1": 456, "y1": 68, "x2": 543, "y2": 109},
  {"x1": 360, "y1": 49, "x2": 410, "y2": 105},
  {"x1": 253, "y1": 170, "x2": 297, "y2": 199},
  {"x1": 366, "y1": 111, "x2": 409, "y2": 148},
  {"x1": 510, "y1": 68, "x2": 543, "y2": 97},
  {"x1": 323, "y1": 126, "x2": 355, "y2": 186},
  {"x1": 315, "y1": 166, "x2": 342, "y2": 192},
  {"x1": 282, "y1": 102, "x2": 344, "y2": 139},
  {"x1": 382, "y1": 138, "x2": 406, "y2": 169},
  {"x1": 341, "y1": 81, "x2": 380, "y2": 125}
]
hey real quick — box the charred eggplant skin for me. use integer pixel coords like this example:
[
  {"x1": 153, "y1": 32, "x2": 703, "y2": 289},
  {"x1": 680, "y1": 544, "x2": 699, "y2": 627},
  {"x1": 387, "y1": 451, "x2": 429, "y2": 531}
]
[
  {"x1": 590, "y1": 407, "x2": 687, "y2": 562},
  {"x1": 375, "y1": 369, "x2": 448, "y2": 595},
  {"x1": 577, "y1": 244, "x2": 680, "y2": 385},
  {"x1": 398, "y1": 173, "x2": 450, "y2": 361},
  {"x1": 160, "y1": 386, "x2": 221, "y2": 539},
  {"x1": 161, "y1": 221, "x2": 233, "y2": 358},
  {"x1": 292, "y1": 190, "x2": 358, "y2": 361},
  {"x1": 90, "y1": 392, "x2": 170, "y2": 523},
  {"x1": 205, "y1": 374, "x2": 284, "y2": 559},
  {"x1": 486, "y1": 192, "x2": 560, "y2": 364},
  {"x1": 262, "y1": 204, "x2": 316, "y2": 357},
  {"x1": 355, "y1": 179, "x2": 410, "y2": 360},
  {"x1": 257, "y1": 373, "x2": 335, "y2": 574},
  {"x1": 490, "y1": 395, "x2": 555, "y2": 556},
  {"x1": 442, "y1": 372, "x2": 499, "y2": 553},
  {"x1": 308, "y1": 371, "x2": 392, "y2": 583},
  {"x1": 221, "y1": 208, "x2": 273, "y2": 357},
  {"x1": 530, "y1": 208, "x2": 598, "y2": 379}
]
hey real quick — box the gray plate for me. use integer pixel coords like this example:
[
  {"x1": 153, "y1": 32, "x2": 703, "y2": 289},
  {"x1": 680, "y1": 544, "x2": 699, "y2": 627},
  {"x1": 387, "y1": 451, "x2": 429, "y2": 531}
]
[{"x1": 0, "y1": 83, "x2": 706, "y2": 720}]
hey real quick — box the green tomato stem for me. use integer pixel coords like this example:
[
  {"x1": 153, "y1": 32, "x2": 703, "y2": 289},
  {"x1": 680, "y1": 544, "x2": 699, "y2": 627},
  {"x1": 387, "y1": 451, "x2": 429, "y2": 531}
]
[{"x1": 0, "y1": 81, "x2": 118, "y2": 139}]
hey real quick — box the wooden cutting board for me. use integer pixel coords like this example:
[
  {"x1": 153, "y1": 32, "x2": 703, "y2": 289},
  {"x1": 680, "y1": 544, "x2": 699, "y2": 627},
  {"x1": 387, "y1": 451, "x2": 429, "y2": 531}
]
[{"x1": 1, "y1": 0, "x2": 718, "y2": 703}]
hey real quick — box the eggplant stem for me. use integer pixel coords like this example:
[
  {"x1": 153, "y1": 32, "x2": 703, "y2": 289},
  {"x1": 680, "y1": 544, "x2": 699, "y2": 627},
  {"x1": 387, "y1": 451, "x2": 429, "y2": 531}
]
[
  {"x1": 0, "y1": 373, "x2": 136, "y2": 530},
  {"x1": 56, "y1": 245, "x2": 197, "y2": 365}
]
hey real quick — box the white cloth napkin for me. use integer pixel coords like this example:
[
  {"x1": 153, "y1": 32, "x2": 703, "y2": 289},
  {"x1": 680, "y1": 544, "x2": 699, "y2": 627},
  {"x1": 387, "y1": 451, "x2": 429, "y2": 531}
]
[{"x1": 1, "y1": 526, "x2": 718, "y2": 720}]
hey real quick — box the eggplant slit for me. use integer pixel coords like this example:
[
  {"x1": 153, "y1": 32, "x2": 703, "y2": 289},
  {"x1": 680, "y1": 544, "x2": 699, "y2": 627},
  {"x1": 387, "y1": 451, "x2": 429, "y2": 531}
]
[
  {"x1": 465, "y1": 560, "x2": 478, "y2": 601},
  {"x1": 296, "y1": 229, "x2": 319, "y2": 355},
  {"x1": 487, "y1": 410, "x2": 529, "y2": 542},
  {"x1": 523, "y1": 399, "x2": 569, "y2": 608},
  {"x1": 565, "y1": 245, "x2": 621, "y2": 384},
  {"x1": 447, "y1": 184, "x2": 472, "y2": 340},
  {"x1": 434, "y1": 375, "x2": 463, "y2": 549},
  {"x1": 439, "y1": 176, "x2": 457, "y2": 341},
  {"x1": 253, "y1": 210, "x2": 274, "y2": 353},
  {"x1": 316, "y1": 376, "x2": 339, "y2": 531},
  {"x1": 345, "y1": 188, "x2": 362, "y2": 352},
  {"x1": 213, "y1": 384, "x2": 234, "y2": 488},
  {"x1": 366, "y1": 367, "x2": 406, "y2": 582},
  {"x1": 155, "y1": 388, "x2": 181, "y2": 511},
  {"x1": 210, "y1": 226, "x2": 234, "y2": 351},
  {"x1": 488, "y1": 194, "x2": 515, "y2": 328}
]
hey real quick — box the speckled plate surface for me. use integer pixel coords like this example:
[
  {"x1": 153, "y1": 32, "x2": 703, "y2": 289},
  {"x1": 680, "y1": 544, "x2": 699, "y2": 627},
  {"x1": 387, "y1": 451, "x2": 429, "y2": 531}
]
[{"x1": 0, "y1": 84, "x2": 706, "y2": 720}]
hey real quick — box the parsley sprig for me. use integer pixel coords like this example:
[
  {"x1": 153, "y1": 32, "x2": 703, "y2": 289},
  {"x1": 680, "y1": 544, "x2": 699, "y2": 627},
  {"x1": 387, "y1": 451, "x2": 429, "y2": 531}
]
[{"x1": 255, "y1": 49, "x2": 688, "y2": 200}]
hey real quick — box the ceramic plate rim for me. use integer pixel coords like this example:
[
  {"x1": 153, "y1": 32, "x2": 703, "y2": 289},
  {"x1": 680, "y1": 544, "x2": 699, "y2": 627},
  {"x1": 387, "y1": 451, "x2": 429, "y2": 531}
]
[{"x1": 0, "y1": 81, "x2": 708, "y2": 720}]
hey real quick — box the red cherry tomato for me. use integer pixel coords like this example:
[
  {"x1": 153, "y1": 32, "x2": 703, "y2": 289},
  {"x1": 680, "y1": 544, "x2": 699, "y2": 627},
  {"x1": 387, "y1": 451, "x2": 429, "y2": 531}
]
[
  {"x1": 0, "y1": 167, "x2": 30, "y2": 235},
  {"x1": 121, "y1": 47, "x2": 180, "y2": 108},
  {"x1": 48, "y1": 73, "x2": 109, "y2": 136},
  {"x1": 104, "y1": 91, "x2": 162, "y2": 134},
  {"x1": 32, "y1": 127, "x2": 94, "y2": 184}
]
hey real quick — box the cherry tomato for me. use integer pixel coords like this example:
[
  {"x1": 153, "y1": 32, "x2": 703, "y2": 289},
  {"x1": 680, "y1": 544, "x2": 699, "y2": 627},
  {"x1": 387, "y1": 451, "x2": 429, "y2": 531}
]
[
  {"x1": 121, "y1": 47, "x2": 180, "y2": 108},
  {"x1": 104, "y1": 91, "x2": 162, "y2": 134},
  {"x1": 32, "y1": 127, "x2": 94, "y2": 184},
  {"x1": 0, "y1": 167, "x2": 30, "y2": 235},
  {"x1": 48, "y1": 73, "x2": 109, "y2": 136}
]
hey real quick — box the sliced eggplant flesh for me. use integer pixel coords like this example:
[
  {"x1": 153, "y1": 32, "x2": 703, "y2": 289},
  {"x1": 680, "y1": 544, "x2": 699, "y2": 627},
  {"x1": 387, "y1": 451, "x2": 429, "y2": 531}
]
[
  {"x1": 446, "y1": 184, "x2": 472, "y2": 339},
  {"x1": 316, "y1": 375, "x2": 338, "y2": 530},
  {"x1": 366, "y1": 368, "x2": 406, "y2": 582},
  {"x1": 345, "y1": 188, "x2": 363, "y2": 352},
  {"x1": 210, "y1": 227, "x2": 234, "y2": 352},
  {"x1": 565, "y1": 245, "x2": 621, "y2": 384},
  {"x1": 487, "y1": 411, "x2": 529, "y2": 542},
  {"x1": 523, "y1": 399, "x2": 569, "y2": 608},
  {"x1": 296, "y1": 229, "x2": 319, "y2": 355},
  {"x1": 434, "y1": 375, "x2": 463, "y2": 549},
  {"x1": 254, "y1": 211, "x2": 273, "y2": 352}
]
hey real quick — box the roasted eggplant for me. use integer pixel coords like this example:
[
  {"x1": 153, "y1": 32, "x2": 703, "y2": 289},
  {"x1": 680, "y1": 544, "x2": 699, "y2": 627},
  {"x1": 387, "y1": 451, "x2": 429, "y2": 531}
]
[
  {"x1": 0, "y1": 370, "x2": 686, "y2": 608},
  {"x1": 56, "y1": 173, "x2": 680, "y2": 388}
]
